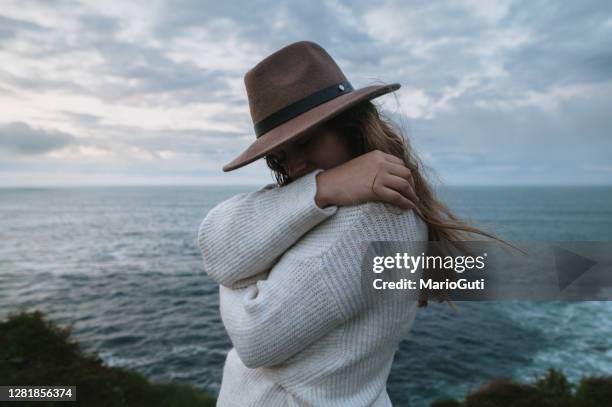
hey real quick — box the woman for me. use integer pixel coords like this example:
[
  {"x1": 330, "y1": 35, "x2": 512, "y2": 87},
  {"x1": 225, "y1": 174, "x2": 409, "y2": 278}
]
[{"x1": 197, "y1": 41, "x2": 497, "y2": 406}]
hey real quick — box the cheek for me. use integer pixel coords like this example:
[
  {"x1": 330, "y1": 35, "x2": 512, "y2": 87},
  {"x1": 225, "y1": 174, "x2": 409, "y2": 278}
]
[
  {"x1": 307, "y1": 141, "x2": 350, "y2": 168},
  {"x1": 308, "y1": 151, "x2": 336, "y2": 168}
]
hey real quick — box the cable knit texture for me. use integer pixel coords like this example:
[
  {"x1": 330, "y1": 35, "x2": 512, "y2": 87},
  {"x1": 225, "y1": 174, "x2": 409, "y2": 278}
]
[{"x1": 197, "y1": 169, "x2": 428, "y2": 406}]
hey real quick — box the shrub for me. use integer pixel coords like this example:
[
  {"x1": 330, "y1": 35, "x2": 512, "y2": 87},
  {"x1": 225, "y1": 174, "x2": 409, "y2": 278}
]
[{"x1": 0, "y1": 310, "x2": 216, "y2": 407}]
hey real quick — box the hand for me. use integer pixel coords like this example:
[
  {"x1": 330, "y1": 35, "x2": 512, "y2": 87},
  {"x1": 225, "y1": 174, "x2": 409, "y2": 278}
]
[{"x1": 314, "y1": 150, "x2": 419, "y2": 211}]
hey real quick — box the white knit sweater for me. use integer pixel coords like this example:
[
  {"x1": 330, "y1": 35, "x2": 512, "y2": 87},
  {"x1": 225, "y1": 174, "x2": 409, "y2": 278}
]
[{"x1": 197, "y1": 169, "x2": 428, "y2": 406}]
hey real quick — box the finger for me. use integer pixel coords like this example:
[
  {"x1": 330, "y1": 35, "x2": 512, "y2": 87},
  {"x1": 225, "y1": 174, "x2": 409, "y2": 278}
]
[
  {"x1": 381, "y1": 158, "x2": 416, "y2": 189},
  {"x1": 374, "y1": 185, "x2": 426, "y2": 218},
  {"x1": 382, "y1": 153, "x2": 404, "y2": 166},
  {"x1": 385, "y1": 162, "x2": 415, "y2": 186},
  {"x1": 379, "y1": 173, "x2": 420, "y2": 205},
  {"x1": 373, "y1": 184, "x2": 416, "y2": 210}
]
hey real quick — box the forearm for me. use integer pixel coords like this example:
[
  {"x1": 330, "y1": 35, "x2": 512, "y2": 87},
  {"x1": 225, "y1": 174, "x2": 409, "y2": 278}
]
[
  {"x1": 217, "y1": 202, "x2": 428, "y2": 369},
  {"x1": 197, "y1": 169, "x2": 337, "y2": 288},
  {"x1": 218, "y1": 256, "x2": 346, "y2": 368}
]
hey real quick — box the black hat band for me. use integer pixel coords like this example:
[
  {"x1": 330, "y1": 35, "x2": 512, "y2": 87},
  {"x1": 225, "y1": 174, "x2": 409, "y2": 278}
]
[{"x1": 254, "y1": 81, "x2": 354, "y2": 138}]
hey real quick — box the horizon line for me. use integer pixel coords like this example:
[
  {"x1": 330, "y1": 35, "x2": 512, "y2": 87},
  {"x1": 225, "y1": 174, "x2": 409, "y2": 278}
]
[{"x1": 1, "y1": 183, "x2": 612, "y2": 189}]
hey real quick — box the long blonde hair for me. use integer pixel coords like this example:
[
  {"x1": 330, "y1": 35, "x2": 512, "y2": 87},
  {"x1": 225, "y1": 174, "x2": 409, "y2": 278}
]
[{"x1": 265, "y1": 99, "x2": 509, "y2": 311}]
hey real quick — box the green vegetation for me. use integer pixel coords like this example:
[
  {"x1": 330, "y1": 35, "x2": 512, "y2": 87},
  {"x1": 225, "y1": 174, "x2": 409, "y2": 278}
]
[
  {"x1": 3, "y1": 309, "x2": 610, "y2": 407},
  {"x1": 431, "y1": 367, "x2": 612, "y2": 407},
  {"x1": 0, "y1": 310, "x2": 216, "y2": 407}
]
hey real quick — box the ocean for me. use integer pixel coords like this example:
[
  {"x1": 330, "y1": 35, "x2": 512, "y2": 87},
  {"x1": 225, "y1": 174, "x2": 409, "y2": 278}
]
[{"x1": 1, "y1": 185, "x2": 611, "y2": 406}]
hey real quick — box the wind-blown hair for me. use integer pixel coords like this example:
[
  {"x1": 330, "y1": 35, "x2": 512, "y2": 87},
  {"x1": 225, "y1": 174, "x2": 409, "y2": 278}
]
[{"x1": 265, "y1": 99, "x2": 508, "y2": 310}]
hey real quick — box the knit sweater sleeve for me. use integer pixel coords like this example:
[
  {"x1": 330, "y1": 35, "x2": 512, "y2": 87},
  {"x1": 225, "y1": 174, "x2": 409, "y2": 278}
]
[
  {"x1": 197, "y1": 169, "x2": 337, "y2": 289},
  {"x1": 218, "y1": 202, "x2": 427, "y2": 369}
]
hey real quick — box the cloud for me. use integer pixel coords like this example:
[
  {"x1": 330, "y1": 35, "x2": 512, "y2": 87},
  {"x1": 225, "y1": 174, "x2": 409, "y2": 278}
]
[
  {"x1": 0, "y1": 0, "x2": 610, "y2": 185},
  {"x1": 0, "y1": 122, "x2": 78, "y2": 155},
  {"x1": 0, "y1": 14, "x2": 48, "y2": 40},
  {"x1": 60, "y1": 110, "x2": 102, "y2": 125}
]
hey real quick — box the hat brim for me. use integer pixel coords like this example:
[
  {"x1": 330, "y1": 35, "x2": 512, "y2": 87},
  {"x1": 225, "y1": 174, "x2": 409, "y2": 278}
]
[{"x1": 222, "y1": 83, "x2": 401, "y2": 172}]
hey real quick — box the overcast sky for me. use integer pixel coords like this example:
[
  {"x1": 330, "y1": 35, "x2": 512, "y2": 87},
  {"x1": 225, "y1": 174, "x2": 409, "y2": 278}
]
[{"x1": 1, "y1": 0, "x2": 611, "y2": 186}]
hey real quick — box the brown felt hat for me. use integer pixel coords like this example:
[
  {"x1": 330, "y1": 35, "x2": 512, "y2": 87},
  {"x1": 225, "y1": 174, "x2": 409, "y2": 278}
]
[{"x1": 222, "y1": 40, "x2": 401, "y2": 172}]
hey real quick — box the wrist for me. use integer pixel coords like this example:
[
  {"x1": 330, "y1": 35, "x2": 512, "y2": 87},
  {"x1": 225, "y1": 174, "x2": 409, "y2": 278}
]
[{"x1": 314, "y1": 171, "x2": 331, "y2": 209}]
